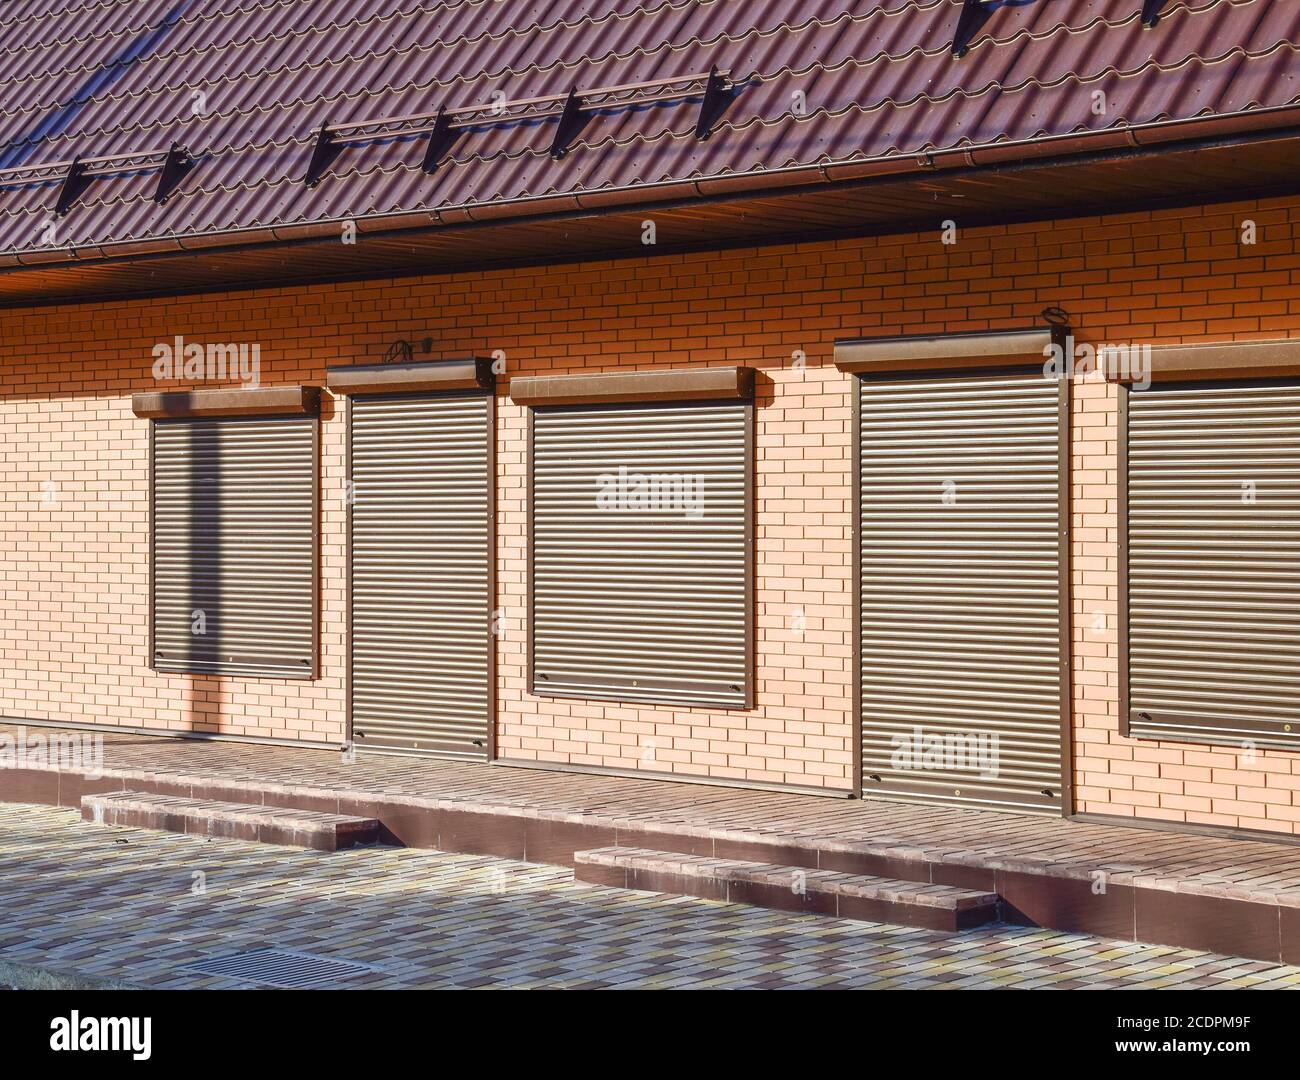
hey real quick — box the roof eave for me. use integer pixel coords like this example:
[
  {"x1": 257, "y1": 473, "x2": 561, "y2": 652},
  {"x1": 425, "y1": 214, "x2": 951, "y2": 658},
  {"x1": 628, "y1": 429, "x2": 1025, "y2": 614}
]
[{"x1": 4, "y1": 104, "x2": 1295, "y2": 272}]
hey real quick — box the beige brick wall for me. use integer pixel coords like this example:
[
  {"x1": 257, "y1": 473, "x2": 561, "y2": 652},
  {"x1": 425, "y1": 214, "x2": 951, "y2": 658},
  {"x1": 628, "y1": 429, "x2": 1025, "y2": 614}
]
[
  {"x1": 495, "y1": 359, "x2": 853, "y2": 787},
  {"x1": 1070, "y1": 375, "x2": 1300, "y2": 835},
  {"x1": 1062, "y1": 201, "x2": 1300, "y2": 835},
  {"x1": 1, "y1": 195, "x2": 1298, "y2": 825},
  {"x1": 0, "y1": 299, "x2": 349, "y2": 744}
]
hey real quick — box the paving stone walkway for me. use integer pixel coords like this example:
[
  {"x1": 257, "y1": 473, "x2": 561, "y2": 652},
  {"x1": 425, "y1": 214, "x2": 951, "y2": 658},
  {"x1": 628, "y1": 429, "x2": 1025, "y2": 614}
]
[
  {"x1": 8, "y1": 722, "x2": 1300, "y2": 907},
  {"x1": 0, "y1": 803, "x2": 1298, "y2": 990}
]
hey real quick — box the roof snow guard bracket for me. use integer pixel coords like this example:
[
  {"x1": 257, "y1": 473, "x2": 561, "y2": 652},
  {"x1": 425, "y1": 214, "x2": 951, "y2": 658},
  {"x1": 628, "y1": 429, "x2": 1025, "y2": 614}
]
[
  {"x1": 302, "y1": 70, "x2": 735, "y2": 183},
  {"x1": 0, "y1": 145, "x2": 196, "y2": 216},
  {"x1": 420, "y1": 107, "x2": 454, "y2": 173},
  {"x1": 61, "y1": 145, "x2": 195, "y2": 213},
  {"x1": 549, "y1": 88, "x2": 587, "y2": 160},
  {"x1": 305, "y1": 122, "x2": 339, "y2": 188},
  {"x1": 1142, "y1": 0, "x2": 1168, "y2": 27},
  {"x1": 694, "y1": 67, "x2": 732, "y2": 141},
  {"x1": 54, "y1": 157, "x2": 89, "y2": 217},
  {"x1": 953, "y1": 0, "x2": 993, "y2": 58},
  {"x1": 154, "y1": 143, "x2": 195, "y2": 204}
]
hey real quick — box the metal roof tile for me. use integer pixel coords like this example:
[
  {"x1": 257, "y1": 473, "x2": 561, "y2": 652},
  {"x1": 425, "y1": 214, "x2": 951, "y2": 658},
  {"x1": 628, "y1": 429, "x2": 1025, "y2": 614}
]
[{"x1": 0, "y1": 0, "x2": 1293, "y2": 257}]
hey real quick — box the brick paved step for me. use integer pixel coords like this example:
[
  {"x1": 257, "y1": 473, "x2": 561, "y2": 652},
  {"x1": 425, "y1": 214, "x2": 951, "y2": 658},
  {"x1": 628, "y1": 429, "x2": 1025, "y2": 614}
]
[
  {"x1": 81, "y1": 791, "x2": 381, "y2": 851},
  {"x1": 574, "y1": 846, "x2": 1001, "y2": 931}
]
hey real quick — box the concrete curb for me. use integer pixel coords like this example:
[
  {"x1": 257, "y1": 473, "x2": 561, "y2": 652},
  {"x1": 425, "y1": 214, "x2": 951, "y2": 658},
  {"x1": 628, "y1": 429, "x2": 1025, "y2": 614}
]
[{"x1": 0, "y1": 958, "x2": 146, "y2": 991}]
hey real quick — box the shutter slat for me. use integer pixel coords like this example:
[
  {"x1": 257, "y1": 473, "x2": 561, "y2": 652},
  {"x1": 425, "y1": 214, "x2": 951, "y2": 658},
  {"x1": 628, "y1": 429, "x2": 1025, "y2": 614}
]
[
  {"x1": 349, "y1": 392, "x2": 491, "y2": 759},
  {"x1": 152, "y1": 415, "x2": 316, "y2": 678},
  {"x1": 531, "y1": 400, "x2": 751, "y2": 708},
  {"x1": 1127, "y1": 381, "x2": 1300, "y2": 749},
  {"x1": 859, "y1": 371, "x2": 1066, "y2": 814}
]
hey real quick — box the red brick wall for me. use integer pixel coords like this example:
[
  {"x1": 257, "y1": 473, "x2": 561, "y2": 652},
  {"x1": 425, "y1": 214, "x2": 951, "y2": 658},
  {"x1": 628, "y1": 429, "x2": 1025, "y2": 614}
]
[{"x1": 1, "y1": 194, "x2": 1297, "y2": 827}]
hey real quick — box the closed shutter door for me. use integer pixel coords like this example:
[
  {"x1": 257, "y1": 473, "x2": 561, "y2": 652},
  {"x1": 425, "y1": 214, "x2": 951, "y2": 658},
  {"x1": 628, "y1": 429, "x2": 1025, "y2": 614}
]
[
  {"x1": 1127, "y1": 381, "x2": 1300, "y2": 749},
  {"x1": 859, "y1": 370, "x2": 1067, "y2": 813},
  {"x1": 531, "y1": 400, "x2": 751, "y2": 708},
  {"x1": 350, "y1": 391, "x2": 492, "y2": 758},
  {"x1": 152, "y1": 415, "x2": 316, "y2": 678}
]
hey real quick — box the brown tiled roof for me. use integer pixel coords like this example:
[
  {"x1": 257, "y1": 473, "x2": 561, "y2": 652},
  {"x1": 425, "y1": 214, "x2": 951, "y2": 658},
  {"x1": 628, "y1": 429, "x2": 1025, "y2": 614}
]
[{"x1": 0, "y1": 0, "x2": 1295, "y2": 263}]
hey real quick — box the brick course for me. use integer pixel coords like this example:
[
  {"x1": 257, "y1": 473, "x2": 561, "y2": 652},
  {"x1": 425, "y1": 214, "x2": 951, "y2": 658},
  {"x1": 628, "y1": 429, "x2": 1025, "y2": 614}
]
[{"x1": 1, "y1": 194, "x2": 1298, "y2": 829}]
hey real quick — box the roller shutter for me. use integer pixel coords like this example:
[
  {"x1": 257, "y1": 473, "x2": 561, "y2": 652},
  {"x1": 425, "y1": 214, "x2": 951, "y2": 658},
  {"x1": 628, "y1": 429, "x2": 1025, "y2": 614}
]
[
  {"x1": 1126, "y1": 380, "x2": 1300, "y2": 750},
  {"x1": 531, "y1": 400, "x2": 752, "y2": 708},
  {"x1": 349, "y1": 391, "x2": 492, "y2": 757},
  {"x1": 152, "y1": 415, "x2": 317, "y2": 678},
  {"x1": 858, "y1": 370, "x2": 1068, "y2": 814}
]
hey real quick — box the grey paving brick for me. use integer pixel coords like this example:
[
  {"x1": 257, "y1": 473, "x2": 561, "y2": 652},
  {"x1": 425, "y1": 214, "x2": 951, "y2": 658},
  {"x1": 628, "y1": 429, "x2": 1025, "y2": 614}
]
[{"x1": 0, "y1": 803, "x2": 1297, "y2": 989}]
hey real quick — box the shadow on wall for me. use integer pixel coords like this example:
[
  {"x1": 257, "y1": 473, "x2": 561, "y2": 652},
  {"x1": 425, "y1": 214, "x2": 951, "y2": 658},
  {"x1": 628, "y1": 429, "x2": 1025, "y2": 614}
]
[
  {"x1": 156, "y1": 392, "x2": 333, "y2": 740},
  {"x1": 0, "y1": 327, "x2": 339, "y2": 742}
]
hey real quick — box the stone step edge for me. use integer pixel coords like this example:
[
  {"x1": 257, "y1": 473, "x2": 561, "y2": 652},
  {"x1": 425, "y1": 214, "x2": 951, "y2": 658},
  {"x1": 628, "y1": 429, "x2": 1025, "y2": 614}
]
[
  {"x1": 83, "y1": 790, "x2": 377, "y2": 830},
  {"x1": 38, "y1": 765, "x2": 1245, "y2": 896},
  {"x1": 80, "y1": 791, "x2": 382, "y2": 851},
  {"x1": 574, "y1": 846, "x2": 1000, "y2": 912},
  {"x1": 50, "y1": 772, "x2": 1284, "y2": 906}
]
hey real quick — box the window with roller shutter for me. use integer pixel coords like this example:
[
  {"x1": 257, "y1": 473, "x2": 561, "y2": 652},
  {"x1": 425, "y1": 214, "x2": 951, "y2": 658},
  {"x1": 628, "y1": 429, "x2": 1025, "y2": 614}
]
[
  {"x1": 151, "y1": 414, "x2": 317, "y2": 678},
  {"x1": 528, "y1": 398, "x2": 753, "y2": 709},
  {"x1": 1125, "y1": 379, "x2": 1300, "y2": 750}
]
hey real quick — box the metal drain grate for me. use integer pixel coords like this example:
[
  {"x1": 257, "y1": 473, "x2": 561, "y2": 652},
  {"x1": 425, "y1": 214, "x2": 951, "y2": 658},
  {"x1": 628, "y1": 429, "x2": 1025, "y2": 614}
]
[{"x1": 183, "y1": 949, "x2": 378, "y2": 988}]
